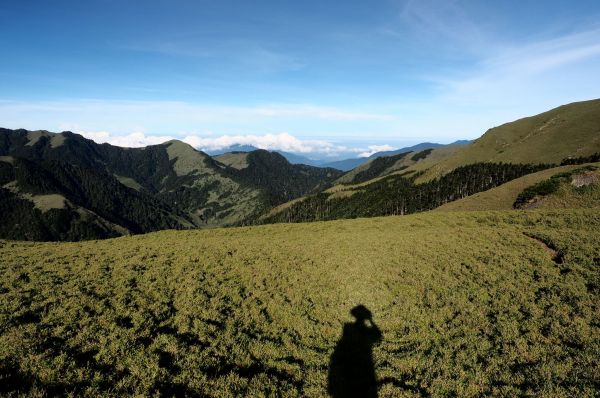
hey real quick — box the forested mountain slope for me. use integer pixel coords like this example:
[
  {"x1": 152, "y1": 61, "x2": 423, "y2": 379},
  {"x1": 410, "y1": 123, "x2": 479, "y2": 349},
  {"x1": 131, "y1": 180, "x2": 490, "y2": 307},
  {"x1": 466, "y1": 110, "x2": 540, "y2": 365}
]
[
  {"x1": 0, "y1": 129, "x2": 264, "y2": 230},
  {"x1": 0, "y1": 129, "x2": 340, "y2": 240},
  {"x1": 2, "y1": 99, "x2": 598, "y2": 239},
  {"x1": 333, "y1": 146, "x2": 458, "y2": 185},
  {"x1": 227, "y1": 150, "x2": 343, "y2": 204},
  {"x1": 261, "y1": 162, "x2": 551, "y2": 223},
  {"x1": 0, "y1": 156, "x2": 191, "y2": 240}
]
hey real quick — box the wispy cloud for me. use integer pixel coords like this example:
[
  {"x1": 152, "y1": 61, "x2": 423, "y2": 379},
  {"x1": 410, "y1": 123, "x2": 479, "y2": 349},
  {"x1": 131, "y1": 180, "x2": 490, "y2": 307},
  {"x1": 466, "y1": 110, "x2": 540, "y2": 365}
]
[
  {"x1": 483, "y1": 28, "x2": 600, "y2": 74},
  {"x1": 430, "y1": 28, "x2": 600, "y2": 108},
  {"x1": 2, "y1": 24, "x2": 599, "y2": 147},
  {"x1": 119, "y1": 37, "x2": 306, "y2": 73},
  {"x1": 249, "y1": 105, "x2": 393, "y2": 121},
  {"x1": 398, "y1": 0, "x2": 487, "y2": 55},
  {"x1": 0, "y1": 99, "x2": 391, "y2": 123},
  {"x1": 0, "y1": 99, "x2": 398, "y2": 150}
]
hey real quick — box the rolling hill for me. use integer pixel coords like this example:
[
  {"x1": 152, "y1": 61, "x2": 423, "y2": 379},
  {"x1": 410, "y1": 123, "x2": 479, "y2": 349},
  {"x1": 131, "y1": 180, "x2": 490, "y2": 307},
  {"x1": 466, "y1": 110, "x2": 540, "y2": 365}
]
[
  {"x1": 212, "y1": 142, "x2": 469, "y2": 171},
  {"x1": 260, "y1": 162, "x2": 551, "y2": 224},
  {"x1": 205, "y1": 144, "x2": 259, "y2": 156},
  {"x1": 212, "y1": 146, "x2": 326, "y2": 167},
  {"x1": 0, "y1": 129, "x2": 264, "y2": 232},
  {"x1": 321, "y1": 142, "x2": 449, "y2": 171},
  {"x1": 415, "y1": 99, "x2": 600, "y2": 182},
  {"x1": 0, "y1": 155, "x2": 191, "y2": 240},
  {"x1": 332, "y1": 143, "x2": 466, "y2": 185}
]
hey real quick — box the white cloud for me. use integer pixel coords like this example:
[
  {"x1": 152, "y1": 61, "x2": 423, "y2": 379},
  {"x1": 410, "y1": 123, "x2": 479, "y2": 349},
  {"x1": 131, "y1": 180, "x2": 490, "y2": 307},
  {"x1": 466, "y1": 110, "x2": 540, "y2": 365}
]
[
  {"x1": 0, "y1": 99, "x2": 392, "y2": 129},
  {"x1": 358, "y1": 144, "x2": 395, "y2": 158},
  {"x1": 2, "y1": 26, "x2": 598, "y2": 145},
  {"x1": 79, "y1": 131, "x2": 176, "y2": 148},
  {"x1": 182, "y1": 132, "x2": 347, "y2": 154},
  {"x1": 0, "y1": 99, "x2": 404, "y2": 152}
]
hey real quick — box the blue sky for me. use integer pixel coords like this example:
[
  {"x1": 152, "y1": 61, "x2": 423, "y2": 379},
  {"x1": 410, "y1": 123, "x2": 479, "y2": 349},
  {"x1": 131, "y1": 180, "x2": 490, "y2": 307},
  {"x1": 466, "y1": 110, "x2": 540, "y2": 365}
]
[{"x1": 1, "y1": 0, "x2": 599, "y2": 158}]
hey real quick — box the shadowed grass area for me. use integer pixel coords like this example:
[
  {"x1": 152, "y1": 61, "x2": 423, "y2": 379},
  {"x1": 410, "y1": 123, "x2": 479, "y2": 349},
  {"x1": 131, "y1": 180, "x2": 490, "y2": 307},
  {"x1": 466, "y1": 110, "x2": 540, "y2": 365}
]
[{"x1": 0, "y1": 210, "x2": 599, "y2": 397}]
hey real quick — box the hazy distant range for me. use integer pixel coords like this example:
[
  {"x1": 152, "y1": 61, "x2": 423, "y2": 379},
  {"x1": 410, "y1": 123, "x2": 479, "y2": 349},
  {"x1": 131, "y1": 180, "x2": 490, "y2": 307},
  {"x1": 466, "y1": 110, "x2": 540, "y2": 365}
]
[{"x1": 207, "y1": 140, "x2": 472, "y2": 171}]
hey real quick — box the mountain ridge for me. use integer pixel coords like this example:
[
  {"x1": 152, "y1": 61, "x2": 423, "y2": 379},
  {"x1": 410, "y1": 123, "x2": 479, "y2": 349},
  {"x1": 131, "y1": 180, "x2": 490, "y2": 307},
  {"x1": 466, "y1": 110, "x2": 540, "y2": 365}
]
[
  {"x1": 260, "y1": 99, "x2": 600, "y2": 223},
  {"x1": 415, "y1": 99, "x2": 600, "y2": 182},
  {"x1": 0, "y1": 128, "x2": 341, "y2": 240},
  {"x1": 2, "y1": 98, "x2": 599, "y2": 240}
]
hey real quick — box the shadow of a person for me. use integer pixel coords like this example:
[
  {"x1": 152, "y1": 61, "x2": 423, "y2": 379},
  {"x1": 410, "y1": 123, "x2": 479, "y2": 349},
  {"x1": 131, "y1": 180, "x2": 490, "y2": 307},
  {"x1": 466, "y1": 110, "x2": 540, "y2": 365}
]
[{"x1": 328, "y1": 305, "x2": 382, "y2": 398}]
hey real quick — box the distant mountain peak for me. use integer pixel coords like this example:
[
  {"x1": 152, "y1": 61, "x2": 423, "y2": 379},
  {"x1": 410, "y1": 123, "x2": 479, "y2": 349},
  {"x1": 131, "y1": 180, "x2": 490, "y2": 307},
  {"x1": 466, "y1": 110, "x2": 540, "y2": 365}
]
[{"x1": 205, "y1": 144, "x2": 259, "y2": 156}]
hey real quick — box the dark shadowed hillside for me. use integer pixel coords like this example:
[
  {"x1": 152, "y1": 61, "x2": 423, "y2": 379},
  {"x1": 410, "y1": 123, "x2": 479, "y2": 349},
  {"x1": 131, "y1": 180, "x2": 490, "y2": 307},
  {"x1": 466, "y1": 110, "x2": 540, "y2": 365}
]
[
  {"x1": 0, "y1": 156, "x2": 191, "y2": 240},
  {"x1": 231, "y1": 150, "x2": 343, "y2": 204}
]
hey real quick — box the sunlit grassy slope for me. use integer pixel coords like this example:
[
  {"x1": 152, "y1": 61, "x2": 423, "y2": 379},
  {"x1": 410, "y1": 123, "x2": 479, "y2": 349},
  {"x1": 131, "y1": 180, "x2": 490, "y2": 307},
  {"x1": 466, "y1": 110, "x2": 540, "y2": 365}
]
[
  {"x1": 333, "y1": 145, "x2": 463, "y2": 186},
  {"x1": 436, "y1": 163, "x2": 600, "y2": 212},
  {"x1": 1, "y1": 210, "x2": 599, "y2": 397},
  {"x1": 417, "y1": 99, "x2": 600, "y2": 182},
  {"x1": 214, "y1": 152, "x2": 249, "y2": 170}
]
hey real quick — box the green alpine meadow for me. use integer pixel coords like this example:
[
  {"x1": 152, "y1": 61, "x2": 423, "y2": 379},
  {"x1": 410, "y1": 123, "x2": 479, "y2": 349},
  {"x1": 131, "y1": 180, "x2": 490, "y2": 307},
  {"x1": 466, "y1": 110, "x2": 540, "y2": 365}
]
[{"x1": 1, "y1": 209, "x2": 599, "y2": 397}]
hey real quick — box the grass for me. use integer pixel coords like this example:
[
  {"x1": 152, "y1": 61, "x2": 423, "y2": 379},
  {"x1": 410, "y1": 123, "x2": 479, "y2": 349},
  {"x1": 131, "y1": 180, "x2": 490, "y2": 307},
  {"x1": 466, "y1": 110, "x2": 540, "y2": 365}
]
[
  {"x1": 27, "y1": 194, "x2": 67, "y2": 212},
  {"x1": 214, "y1": 153, "x2": 249, "y2": 170},
  {"x1": 114, "y1": 175, "x2": 144, "y2": 192},
  {"x1": 2, "y1": 178, "x2": 68, "y2": 213},
  {"x1": 25, "y1": 131, "x2": 66, "y2": 148},
  {"x1": 165, "y1": 141, "x2": 215, "y2": 177},
  {"x1": 333, "y1": 145, "x2": 459, "y2": 186},
  {"x1": 261, "y1": 197, "x2": 308, "y2": 219},
  {"x1": 1, "y1": 210, "x2": 599, "y2": 397},
  {"x1": 404, "y1": 145, "x2": 469, "y2": 184}
]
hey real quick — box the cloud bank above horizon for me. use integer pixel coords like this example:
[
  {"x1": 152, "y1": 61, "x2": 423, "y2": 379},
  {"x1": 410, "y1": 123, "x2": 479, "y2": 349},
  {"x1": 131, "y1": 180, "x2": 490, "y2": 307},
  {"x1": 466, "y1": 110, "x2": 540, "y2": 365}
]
[{"x1": 67, "y1": 129, "x2": 396, "y2": 159}]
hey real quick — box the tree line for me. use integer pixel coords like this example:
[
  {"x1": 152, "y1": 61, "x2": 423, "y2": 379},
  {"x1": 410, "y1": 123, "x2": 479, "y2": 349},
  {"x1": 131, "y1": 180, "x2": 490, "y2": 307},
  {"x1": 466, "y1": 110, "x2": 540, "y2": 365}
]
[{"x1": 259, "y1": 162, "x2": 551, "y2": 224}]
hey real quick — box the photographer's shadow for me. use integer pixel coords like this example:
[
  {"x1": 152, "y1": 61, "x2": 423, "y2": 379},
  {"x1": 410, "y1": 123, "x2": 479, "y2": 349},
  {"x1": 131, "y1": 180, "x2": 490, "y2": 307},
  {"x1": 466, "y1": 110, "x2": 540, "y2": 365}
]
[{"x1": 328, "y1": 305, "x2": 382, "y2": 398}]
